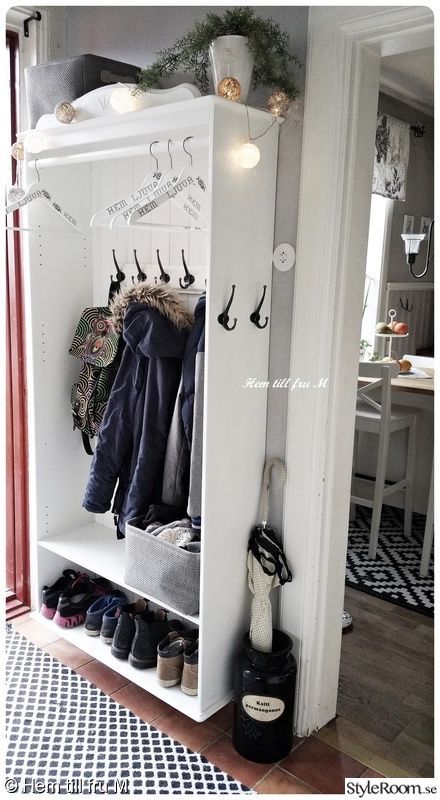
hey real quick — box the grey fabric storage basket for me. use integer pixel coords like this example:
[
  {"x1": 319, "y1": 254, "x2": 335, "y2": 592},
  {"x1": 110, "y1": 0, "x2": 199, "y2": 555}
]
[
  {"x1": 25, "y1": 54, "x2": 140, "y2": 128},
  {"x1": 125, "y1": 518, "x2": 200, "y2": 616}
]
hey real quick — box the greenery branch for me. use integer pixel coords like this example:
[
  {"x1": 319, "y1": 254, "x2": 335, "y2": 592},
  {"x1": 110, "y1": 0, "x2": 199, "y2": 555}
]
[{"x1": 134, "y1": 7, "x2": 300, "y2": 100}]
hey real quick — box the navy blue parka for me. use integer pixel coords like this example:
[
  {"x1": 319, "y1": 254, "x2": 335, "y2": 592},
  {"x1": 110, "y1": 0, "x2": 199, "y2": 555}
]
[{"x1": 82, "y1": 283, "x2": 193, "y2": 537}]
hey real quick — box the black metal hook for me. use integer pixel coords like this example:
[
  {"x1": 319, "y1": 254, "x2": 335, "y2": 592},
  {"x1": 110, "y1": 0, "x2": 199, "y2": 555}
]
[
  {"x1": 218, "y1": 285, "x2": 237, "y2": 331},
  {"x1": 400, "y1": 297, "x2": 413, "y2": 312},
  {"x1": 108, "y1": 274, "x2": 121, "y2": 304},
  {"x1": 24, "y1": 10, "x2": 41, "y2": 37},
  {"x1": 112, "y1": 249, "x2": 125, "y2": 283},
  {"x1": 250, "y1": 285, "x2": 269, "y2": 329},
  {"x1": 179, "y1": 249, "x2": 195, "y2": 289},
  {"x1": 156, "y1": 249, "x2": 170, "y2": 284},
  {"x1": 133, "y1": 249, "x2": 147, "y2": 282}
]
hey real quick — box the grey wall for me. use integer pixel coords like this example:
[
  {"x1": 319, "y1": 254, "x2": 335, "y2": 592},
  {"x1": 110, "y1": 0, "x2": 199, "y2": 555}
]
[
  {"x1": 378, "y1": 92, "x2": 434, "y2": 284},
  {"x1": 57, "y1": 4, "x2": 309, "y2": 530}
]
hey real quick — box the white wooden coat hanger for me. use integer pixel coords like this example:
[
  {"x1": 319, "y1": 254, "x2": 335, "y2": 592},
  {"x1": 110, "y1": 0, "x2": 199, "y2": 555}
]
[
  {"x1": 125, "y1": 138, "x2": 185, "y2": 226},
  {"x1": 90, "y1": 141, "x2": 164, "y2": 228},
  {"x1": 169, "y1": 136, "x2": 208, "y2": 227},
  {"x1": 6, "y1": 159, "x2": 82, "y2": 234},
  {"x1": 109, "y1": 140, "x2": 164, "y2": 228},
  {"x1": 127, "y1": 138, "x2": 208, "y2": 229}
]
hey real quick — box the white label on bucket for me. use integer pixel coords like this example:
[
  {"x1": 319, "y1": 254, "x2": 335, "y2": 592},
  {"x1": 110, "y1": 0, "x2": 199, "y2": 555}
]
[{"x1": 242, "y1": 695, "x2": 285, "y2": 722}]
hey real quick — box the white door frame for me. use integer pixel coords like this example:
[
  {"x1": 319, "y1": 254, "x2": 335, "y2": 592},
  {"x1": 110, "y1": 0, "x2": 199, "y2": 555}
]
[{"x1": 281, "y1": 6, "x2": 434, "y2": 736}]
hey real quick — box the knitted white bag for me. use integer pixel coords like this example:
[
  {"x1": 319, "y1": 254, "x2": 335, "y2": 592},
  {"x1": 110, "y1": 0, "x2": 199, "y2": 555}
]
[{"x1": 247, "y1": 458, "x2": 291, "y2": 652}]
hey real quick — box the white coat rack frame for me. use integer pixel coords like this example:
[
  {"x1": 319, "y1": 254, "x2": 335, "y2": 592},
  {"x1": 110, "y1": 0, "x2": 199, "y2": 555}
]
[{"x1": 21, "y1": 95, "x2": 280, "y2": 721}]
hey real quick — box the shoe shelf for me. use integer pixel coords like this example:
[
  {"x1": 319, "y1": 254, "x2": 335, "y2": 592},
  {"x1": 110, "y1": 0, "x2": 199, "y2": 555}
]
[
  {"x1": 37, "y1": 523, "x2": 199, "y2": 625},
  {"x1": 30, "y1": 610, "x2": 225, "y2": 722}
]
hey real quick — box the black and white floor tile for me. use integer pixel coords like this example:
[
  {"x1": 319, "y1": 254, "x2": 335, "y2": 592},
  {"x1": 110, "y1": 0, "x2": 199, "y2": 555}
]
[
  {"x1": 346, "y1": 506, "x2": 433, "y2": 617},
  {"x1": 5, "y1": 626, "x2": 253, "y2": 795}
]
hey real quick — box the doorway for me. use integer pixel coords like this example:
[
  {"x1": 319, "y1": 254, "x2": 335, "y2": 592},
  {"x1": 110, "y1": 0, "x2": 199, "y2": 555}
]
[
  {"x1": 339, "y1": 44, "x2": 434, "y2": 777},
  {"x1": 280, "y1": 6, "x2": 434, "y2": 751}
]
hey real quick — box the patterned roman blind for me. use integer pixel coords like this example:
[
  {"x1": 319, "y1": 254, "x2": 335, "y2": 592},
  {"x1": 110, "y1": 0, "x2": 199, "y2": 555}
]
[{"x1": 372, "y1": 112, "x2": 410, "y2": 201}]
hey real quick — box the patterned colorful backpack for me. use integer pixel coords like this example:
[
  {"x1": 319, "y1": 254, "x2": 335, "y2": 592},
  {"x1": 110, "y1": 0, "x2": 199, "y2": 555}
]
[{"x1": 69, "y1": 306, "x2": 121, "y2": 454}]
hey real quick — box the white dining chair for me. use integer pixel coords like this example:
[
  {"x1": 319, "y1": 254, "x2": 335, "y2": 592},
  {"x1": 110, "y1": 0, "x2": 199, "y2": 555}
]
[{"x1": 351, "y1": 361, "x2": 420, "y2": 559}]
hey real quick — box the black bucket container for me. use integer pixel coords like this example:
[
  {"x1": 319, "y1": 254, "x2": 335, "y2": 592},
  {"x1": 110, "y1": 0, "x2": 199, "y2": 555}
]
[{"x1": 232, "y1": 629, "x2": 297, "y2": 763}]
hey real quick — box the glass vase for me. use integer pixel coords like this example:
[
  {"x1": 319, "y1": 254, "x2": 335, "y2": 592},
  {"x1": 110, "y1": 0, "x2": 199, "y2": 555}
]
[{"x1": 209, "y1": 35, "x2": 254, "y2": 103}]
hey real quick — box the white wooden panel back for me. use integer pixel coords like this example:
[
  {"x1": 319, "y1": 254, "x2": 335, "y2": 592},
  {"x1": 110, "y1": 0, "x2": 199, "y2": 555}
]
[{"x1": 91, "y1": 150, "x2": 209, "y2": 309}]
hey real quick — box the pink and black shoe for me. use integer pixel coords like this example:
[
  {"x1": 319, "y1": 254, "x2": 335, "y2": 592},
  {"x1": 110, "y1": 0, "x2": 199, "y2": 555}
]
[
  {"x1": 53, "y1": 574, "x2": 111, "y2": 628},
  {"x1": 40, "y1": 569, "x2": 80, "y2": 619}
]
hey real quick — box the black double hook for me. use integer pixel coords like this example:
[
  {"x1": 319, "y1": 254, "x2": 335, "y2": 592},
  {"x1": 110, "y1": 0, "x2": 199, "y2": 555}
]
[
  {"x1": 179, "y1": 250, "x2": 195, "y2": 289},
  {"x1": 218, "y1": 285, "x2": 237, "y2": 331},
  {"x1": 133, "y1": 249, "x2": 147, "y2": 282},
  {"x1": 400, "y1": 297, "x2": 413, "y2": 312},
  {"x1": 156, "y1": 249, "x2": 170, "y2": 284},
  {"x1": 250, "y1": 285, "x2": 269, "y2": 329},
  {"x1": 112, "y1": 249, "x2": 125, "y2": 283}
]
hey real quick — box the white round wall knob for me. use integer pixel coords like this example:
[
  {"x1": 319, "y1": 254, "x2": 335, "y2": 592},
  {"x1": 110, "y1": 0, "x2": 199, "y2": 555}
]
[{"x1": 273, "y1": 242, "x2": 295, "y2": 271}]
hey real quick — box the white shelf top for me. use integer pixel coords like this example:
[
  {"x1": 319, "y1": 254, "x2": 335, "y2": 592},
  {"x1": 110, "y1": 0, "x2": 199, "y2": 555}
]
[
  {"x1": 38, "y1": 523, "x2": 199, "y2": 625},
  {"x1": 22, "y1": 95, "x2": 280, "y2": 166},
  {"x1": 31, "y1": 611, "x2": 204, "y2": 720}
]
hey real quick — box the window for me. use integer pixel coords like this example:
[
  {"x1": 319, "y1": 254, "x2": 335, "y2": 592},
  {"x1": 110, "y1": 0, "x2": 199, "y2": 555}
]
[{"x1": 361, "y1": 193, "x2": 393, "y2": 356}]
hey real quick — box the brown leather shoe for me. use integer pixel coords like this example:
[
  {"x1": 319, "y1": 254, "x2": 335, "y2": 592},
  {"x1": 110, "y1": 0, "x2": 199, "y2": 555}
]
[
  {"x1": 157, "y1": 631, "x2": 186, "y2": 687},
  {"x1": 181, "y1": 639, "x2": 198, "y2": 696}
]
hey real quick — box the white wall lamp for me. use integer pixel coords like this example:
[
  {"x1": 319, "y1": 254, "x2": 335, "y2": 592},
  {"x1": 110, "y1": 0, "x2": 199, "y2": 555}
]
[{"x1": 401, "y1": 220, "x2": 434, "y2": 279}]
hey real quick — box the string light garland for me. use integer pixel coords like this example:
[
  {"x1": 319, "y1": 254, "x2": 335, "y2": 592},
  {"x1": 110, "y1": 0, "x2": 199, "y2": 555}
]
[
  {"x1": 7, "y1": 159, "x2": 25, "y2": 202},
  {"x1": 55, "y1": 101, "x2": 76, "y2": 124},
  {"x1": 235, "y1": 105, "x2": 278, "y2": 169},
  {"x1": 266, "y1": 90, "x2": 290, "y2": 117},
  {"x1": 24, "y1": 131, "x2": 46, "y2": 154},
  {"x1": 218, "y1": 76, "x2": 241, "y2": 102}
]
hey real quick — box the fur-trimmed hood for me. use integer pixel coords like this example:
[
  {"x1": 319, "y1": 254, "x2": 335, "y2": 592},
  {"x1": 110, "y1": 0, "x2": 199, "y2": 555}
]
[
  {"x1": 110, "y1": 281, "x2": 193, "y2": 359},
  {"x1": 110, "y1": 281, "x2": 193, "y2": 333}
]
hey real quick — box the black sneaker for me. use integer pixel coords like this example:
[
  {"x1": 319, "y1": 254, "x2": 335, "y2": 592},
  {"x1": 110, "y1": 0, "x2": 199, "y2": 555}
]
[
  {"x1": 129, "y1": 610, "x2": 184, "y2": 669},
  {"x1": 40, "y1": 569, "x2": 79, "y2": 620},
  {"x1": 110, "y1": 598, "x2": 149, "y2": 659},
  {"x1": 53, "y1": 575, "x2": 111, "y2": 629}
]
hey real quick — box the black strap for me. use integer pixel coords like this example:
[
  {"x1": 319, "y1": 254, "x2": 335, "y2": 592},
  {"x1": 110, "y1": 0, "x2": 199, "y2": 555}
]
[
  {"x1": 248, "y1": 525, "x2": 293, "y2": 585},
  {"x1": 81, "y1": 431, "x2": 94, "y2": 456},
  {"x1": 108, "y1": 276, "x2": 122, "y2": 305}
]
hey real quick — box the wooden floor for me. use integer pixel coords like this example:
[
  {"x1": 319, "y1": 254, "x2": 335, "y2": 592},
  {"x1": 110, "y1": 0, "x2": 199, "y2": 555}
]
[{"x1": 316, "y1": 586, "x2": 434, "y2": 778}]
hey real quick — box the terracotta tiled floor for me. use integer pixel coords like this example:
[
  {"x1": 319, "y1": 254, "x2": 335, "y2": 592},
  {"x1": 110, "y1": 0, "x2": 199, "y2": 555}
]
[{"x1": 9, "y1": 614, "x2": 392, "y2": 793}]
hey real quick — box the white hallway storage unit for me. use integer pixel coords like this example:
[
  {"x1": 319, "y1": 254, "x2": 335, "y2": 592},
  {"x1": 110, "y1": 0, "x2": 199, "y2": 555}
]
[{"x1": 22, "y1": 96, "x2": 280, "y2": 721}]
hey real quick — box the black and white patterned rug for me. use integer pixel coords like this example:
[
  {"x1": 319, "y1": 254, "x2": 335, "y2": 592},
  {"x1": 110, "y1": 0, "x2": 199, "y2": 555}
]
[
  {"x1": 5, "y1": 626, "x2": 252, "y2": 795},
  {"x1": 346, "y1": 506, "x2": 433, "y2": 617}
]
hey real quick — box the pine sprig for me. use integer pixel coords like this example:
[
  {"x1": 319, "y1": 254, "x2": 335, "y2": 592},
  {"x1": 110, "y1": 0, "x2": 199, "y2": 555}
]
[{"x1": 134, "y1": 7, "x2": 300, "y2": 100}]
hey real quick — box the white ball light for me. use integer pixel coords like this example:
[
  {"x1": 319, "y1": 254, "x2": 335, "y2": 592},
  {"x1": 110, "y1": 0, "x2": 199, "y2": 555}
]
[
  {"x1": 110, "y1": 87, "x2": 142, "y2": 113},
  {"x1": 24, "y1": 131, "x2": 46, "y2": 154},
  {"x1": 236, "y1": 142, "x2": 260, "y2": 169}
]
